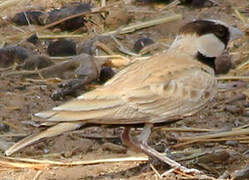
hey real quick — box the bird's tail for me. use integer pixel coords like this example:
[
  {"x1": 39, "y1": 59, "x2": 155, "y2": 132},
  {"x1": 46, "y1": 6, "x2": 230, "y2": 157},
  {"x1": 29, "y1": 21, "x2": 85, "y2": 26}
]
[{"x1": 5, "y1": 122, "x2": 84, "y2": 156}]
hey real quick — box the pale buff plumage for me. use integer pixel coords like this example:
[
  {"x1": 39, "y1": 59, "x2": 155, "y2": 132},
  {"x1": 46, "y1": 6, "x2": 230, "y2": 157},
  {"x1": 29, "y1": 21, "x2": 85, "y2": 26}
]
[
  {"x1": 5, "y1": 19, "x2": 243, "y2": 157},
  {"x1": 5, "y1": 48, "x2": 216, "y2": 156},
  {"x1": 37, "y1": 51, "x2": 216, "y2": 124}
]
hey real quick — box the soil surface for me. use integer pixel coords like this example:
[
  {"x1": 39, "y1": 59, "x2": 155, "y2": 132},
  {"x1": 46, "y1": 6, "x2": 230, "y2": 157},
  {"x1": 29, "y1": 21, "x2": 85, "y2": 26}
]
[{"x1": 0, "y1": 0, "x2": 249, "y2": 179}]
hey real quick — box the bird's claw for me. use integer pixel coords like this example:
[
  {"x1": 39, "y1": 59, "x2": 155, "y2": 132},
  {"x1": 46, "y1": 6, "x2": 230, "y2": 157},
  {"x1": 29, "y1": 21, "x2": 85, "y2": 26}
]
[{"x1": 161, "y1": 165, "x2": 202, "y2": 177}]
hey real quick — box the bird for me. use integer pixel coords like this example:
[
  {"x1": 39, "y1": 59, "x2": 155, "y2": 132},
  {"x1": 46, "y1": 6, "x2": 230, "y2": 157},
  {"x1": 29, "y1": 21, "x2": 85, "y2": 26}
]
[{"x1": 5, "y1": 19, "x2": 243, "y2": 173}]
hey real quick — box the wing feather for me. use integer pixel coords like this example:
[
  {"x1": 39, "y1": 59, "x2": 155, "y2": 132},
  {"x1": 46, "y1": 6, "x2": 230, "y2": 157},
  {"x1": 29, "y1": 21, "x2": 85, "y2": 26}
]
[
  {"x1": 122, "y1": 67, "x2": 216, "y2": 123},
  {"x1": 36, "y1": 52, "x2": 216, "y2": 124}
]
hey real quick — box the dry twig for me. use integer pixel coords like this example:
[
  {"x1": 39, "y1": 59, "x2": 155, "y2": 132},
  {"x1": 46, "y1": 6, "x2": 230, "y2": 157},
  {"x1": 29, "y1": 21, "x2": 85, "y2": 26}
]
[
  {"x1": 102, "y1": 14, "x2": 182, "y2": 36},
  {"x1": 0, "y1": 156, "x2": 148, "y2": 169}
]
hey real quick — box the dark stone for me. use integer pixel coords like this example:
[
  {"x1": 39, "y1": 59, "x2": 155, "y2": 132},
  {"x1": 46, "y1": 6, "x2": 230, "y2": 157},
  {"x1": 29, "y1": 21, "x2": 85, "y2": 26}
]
[
  {"x1": 27, "y1": 34, "x2": 39, "y2": 45},
  {"x1": 99, "y1": 66, "x2": 115, "y2": 83},
  {"x1": 22, "y1": 55, "x2": 54, "y2": 70},
  {"x1": 0, "y1": 46, "x2": 31, "y2": 67},
  {"x1": 133, "y1": 37, "x2": 154, "y2": 53},
  {"x1": 47, "y1": 39, "x2": 76, "y2": 56},
  {"x1": 12, "y1": 11, "x2": 45, "y2": 25},
  {"x1": 45, "y1": 2, "x2": 92, "y2": 30}
]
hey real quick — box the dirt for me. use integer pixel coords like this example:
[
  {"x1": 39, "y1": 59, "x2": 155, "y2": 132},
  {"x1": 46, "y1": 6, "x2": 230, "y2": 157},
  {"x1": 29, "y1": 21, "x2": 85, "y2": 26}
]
[{"x1": 0, "y1": 0, "x2": 249, "y2": 179}]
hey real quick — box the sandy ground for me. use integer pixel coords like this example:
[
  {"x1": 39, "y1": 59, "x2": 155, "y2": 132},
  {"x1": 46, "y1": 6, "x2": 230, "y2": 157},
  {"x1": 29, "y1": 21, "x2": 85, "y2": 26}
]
[{"x1": 0, "y1": 0, "x2": 249, "y2": 179}]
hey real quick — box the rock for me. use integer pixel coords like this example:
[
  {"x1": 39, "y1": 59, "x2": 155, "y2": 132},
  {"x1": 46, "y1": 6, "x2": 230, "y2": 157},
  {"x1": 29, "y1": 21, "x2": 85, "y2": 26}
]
[
  {"x1": 12, "y1": 11, "x2": 45, "y2": 25},
  {"x1": 26, "y1": 34, "x2": 39, "y2": 45},
  {"x1": 47, "y1": 39, "x2": 76, "y2": 56},
  {"x1": 0, "y1": 46, "x2": 31, "y2": 67},
  {"x1": 99, "y1": 66, "x2": 115, "y2": 83},
  {"x1": 22, "y1": 55, "x2": 54, "y2": 70},
  {"x1": 44, "y1": 2, "x2": 92, "y2": 30},
  {"x1": 133, "y1": 37, "x2": 154, "y2": 53}
]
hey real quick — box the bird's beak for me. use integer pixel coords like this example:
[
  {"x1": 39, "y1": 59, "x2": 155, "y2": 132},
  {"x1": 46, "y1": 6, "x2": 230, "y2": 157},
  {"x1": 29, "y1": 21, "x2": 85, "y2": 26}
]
[{"x1": 229, "y1": 26, "x2": 244, "y2": 41}]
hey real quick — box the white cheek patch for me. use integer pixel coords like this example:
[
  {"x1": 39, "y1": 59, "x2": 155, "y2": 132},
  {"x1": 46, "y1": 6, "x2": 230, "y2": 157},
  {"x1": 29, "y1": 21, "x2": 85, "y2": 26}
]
[{"x1": 197, "y1": 33, "x2": 225, "y2": 57}]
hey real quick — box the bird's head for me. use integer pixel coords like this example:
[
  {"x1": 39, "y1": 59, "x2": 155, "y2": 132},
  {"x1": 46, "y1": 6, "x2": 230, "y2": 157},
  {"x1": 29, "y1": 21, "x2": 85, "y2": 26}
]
[{"x1": 170, "y1": 19, "x2": 243, "y2": 73}]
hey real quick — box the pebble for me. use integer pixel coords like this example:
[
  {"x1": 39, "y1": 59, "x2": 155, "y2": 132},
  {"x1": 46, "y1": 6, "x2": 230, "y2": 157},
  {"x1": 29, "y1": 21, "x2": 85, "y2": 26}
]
[
  {"x1": 99, "y1": 66, "x2": 115, "y2": 83},
  {"x1": 133, "y1": 37, "x2": 154, "y2": 53},
  {"x1": 12, "y1": 11, "x2": 45, "y2": 25},
  {"x1": 47, "y1": 39, "x2": 76, "y2": 56}
]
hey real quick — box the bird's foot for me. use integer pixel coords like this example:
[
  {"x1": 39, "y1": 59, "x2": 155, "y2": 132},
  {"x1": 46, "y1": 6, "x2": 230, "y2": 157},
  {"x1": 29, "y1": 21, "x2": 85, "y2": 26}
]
[{"x1": 161, "y1": 164, "x2": 201, "y2": 177}]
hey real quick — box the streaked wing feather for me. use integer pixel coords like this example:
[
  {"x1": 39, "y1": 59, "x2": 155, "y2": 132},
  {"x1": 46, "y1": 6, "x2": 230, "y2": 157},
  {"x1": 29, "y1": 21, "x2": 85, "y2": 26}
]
[
  {"x1": 123, "y1": 67, "x2": 216, "y2": 123},
  {"x1": 36, "y1": 52, "x2": 216, "y2": 124}
]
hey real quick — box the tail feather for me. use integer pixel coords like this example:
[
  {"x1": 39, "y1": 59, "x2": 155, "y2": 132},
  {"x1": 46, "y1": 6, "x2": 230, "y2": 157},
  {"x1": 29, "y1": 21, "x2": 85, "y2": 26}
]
[
  {"x1": 5, "y1": 122, "x2": 84, "y2": 156},
  {"x1": 35, "y1": 110, "x2": 56, "y2": 119}
]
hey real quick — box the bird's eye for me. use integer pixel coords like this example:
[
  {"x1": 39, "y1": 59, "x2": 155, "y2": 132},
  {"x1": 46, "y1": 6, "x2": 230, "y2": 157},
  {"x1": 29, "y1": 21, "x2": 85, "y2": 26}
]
[{"x1": 215, "y1": 26, "x2": 226, "y2": 37}]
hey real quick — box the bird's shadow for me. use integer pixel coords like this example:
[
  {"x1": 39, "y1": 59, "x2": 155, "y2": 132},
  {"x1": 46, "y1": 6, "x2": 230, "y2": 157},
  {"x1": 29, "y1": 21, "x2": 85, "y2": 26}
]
[
  {"x1": 83, "y1": 160, "x2": 170, "y2": 180},
  {"x1": 83, "y1": 162, "x2": 149, "y2": 180}
]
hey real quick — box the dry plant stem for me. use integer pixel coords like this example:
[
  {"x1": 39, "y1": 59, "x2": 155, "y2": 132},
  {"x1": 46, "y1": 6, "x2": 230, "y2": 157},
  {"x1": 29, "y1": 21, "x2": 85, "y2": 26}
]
[
  {"x1": 230, "y1": 51, "x2": 249, "y2": 55},
  {"x1": 100, "y1": 0, "x2": 106, "y2": 18},
  {"x1": 25, "y1": 78, "x2": 62, "y2": 84},
  {"x1": 110, "y1": 35, "x2": 138, "y2": 56},
  {"x1": 234, "y1": 8, "x2": 247, "y2": 25},
  {"x1": 102, "y1": 14, "x2": 182, "y2": 36},
  {"x1": 94, "y1": 55, "x2": 130, "y2": 62},
  {"x1": 155, "y1": 127, "x2": 218, "y2": 132},
  {"x1": 159, "y1": 0, "x2": 181, "y2": 11},
  {"x1": 50, "y1": 56, "x2": 74, "y2": 61},
  {"x1": 234, "y1": 124, "x2": 249, "y2": 130},
  {"x1": 94, "y1": 41, "x2": 115, "y2": 55},
  {"x1": 2, "y1": 70, "x2": 39, "y2": 77},
  {"x1": 0, "y1": 66, "x2": 13, "y2": 72},
  {"x1": 0, "y1": 159, "x2": 48, "y2": 169},
  {"x1": 179, "y1": 128, "x2": 249, "y2": 141},
  {"x1": 0, "y1": 41, "x2": 5, "y2": 48},
  {"x1": 150, "y1": 164, "x2": 161, "y2": 178},
  {"x1": 216, "y1": 76, "x2": 249, "y2": 81},
  {"x1": 176, "y1": 151, "x2": 206, "y2": 162},
  {"x1": 32, "y1": 170, "x2": 43, "y2": 180},
  {"x1": 172, "y1": 140, "x2": 202, "y2": 148},
  {"x1": 37, "y1": 34, "x2": 86, "y2": 39},
  {"x1": 172, "y1": 137, "x2": 249, "y2": 148},
  {"x1": 1, "y1": 156, "x2": 148, "y2": 168},
  {"x1": 11, "y1": 25, "x2": 26, "y2": 33},
  {"x1": 0, "y1": 134, "x2": 27, "y2": 137},
  {"x1": 235, "y1": 59, "x2": 249, "y2": 72},
  {"x1": 101, "y1": 0, "x2": 106, "y2": 8}
]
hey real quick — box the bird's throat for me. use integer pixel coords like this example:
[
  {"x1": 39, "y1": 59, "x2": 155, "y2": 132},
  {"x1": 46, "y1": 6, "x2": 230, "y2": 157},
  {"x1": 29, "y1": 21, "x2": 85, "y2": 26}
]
[{"x1": 195, "y1": 51, "x2": 215, "y2": 69}]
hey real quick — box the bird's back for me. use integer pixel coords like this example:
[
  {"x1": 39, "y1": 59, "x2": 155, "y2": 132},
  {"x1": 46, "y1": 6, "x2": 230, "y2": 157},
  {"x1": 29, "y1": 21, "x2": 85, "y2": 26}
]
[{"x1": 36, "y1": 50, "x2": 216, "y2": 124}]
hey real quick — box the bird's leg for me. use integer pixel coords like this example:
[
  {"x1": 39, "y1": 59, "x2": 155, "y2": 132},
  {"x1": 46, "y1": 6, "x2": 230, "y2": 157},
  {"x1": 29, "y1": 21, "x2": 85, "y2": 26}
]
[
  {"x1": 121, "y1": 123, "x2": 201, "y2": 176},
  {"x1": 121, "y1": 126, "x2": 143, "y2": 153}
]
